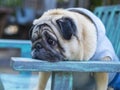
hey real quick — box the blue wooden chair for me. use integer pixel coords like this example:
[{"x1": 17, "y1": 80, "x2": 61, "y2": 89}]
[
  {"x1": 11, "y1": 5, "x2": 120, "y2": 90},
  {"x1": 0, "y1": 77, "x2": 4, "y2": 90},
  {"x1": 94, "y1": 5, "x2": 120, "y2": 59},
  {"x1": 0, "y1": 39, "x2": 32, "y2": 90},
  {"x1": 0, "y1": 39, "x2": 31, "y2": 57}
]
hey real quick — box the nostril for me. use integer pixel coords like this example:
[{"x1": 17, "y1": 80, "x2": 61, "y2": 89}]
[{"x1": 36, "y1": 43, "x2": 42, "y2": 49}]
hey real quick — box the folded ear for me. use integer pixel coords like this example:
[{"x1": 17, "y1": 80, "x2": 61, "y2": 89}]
[
  {"x1": 29, "y1": 25, "x2": 35, "y2": 39},
  {"x1": 56, "y1": 17, "x2": 77, "y2": 40}
]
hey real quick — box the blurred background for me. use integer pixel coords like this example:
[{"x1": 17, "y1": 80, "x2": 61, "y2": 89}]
[
  {"x1": 1, "y1": 0, "x2": 120, "y2": 70},
  {"x1": 0, "y1": 0, "x2": 120, "y2": 80},
  {"x1": 0, "y1": 0, "x2": 120, "y2": 40},
  {"x1": 0, "y1": 0, "x2": 120, "y2": 90}
]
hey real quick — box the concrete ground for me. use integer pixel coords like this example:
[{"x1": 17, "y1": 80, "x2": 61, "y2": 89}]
[
  {"x1": 1, "y1": 74, "x2": 51, "y2": 90},
  {"x1": 0, "y1": 48, "x2": 51, "y2": 90}
]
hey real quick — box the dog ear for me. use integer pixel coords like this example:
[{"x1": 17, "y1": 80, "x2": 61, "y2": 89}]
[
  {"x1": 29, "y1": 25, "x2": 35, "y2": 39},
  {"x1": 56, "y1": 17, "x2": 76, "y2": 40}
]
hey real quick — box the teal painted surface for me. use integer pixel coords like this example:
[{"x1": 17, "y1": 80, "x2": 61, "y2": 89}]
[
  {"x1": 11, "y1": 57, "x2": 120, "y2": 72},
  {"x1": 52, "y1": 72, "x2": 72, "y2": 90},
  {"x1": 0, "y1": 39, "x2": 31, "y2": 57},
  {"x1": 0, "y1": 39, "x2": 32, "y2": 75},
  {"x1": 94, "y1": 5, "x2": 120, "y2": 59},
  {"x1": 0, "y1": 39, "x2": 32, "y2": 89},
  {"x1": 0, "y1": 77, "x2": 4, "y2": 90}
]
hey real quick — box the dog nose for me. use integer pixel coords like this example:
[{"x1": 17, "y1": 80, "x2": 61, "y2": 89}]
[{"x1": 35, "y1": 43, "x2": 42, "y2": 49}]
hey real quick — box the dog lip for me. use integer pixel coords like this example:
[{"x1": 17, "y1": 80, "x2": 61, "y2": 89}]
[
  {"x1": 46, "y1": 56, "x2": 63, "y2": 62},
  {"x1": 35, "y1": 57, "x2": 63, "y2": 62},
  {"x1": 48, "y1": 59, "x2": 60, "y2": 62}
]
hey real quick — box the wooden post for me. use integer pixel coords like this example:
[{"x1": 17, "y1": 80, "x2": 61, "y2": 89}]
[
  {"x1": 0, "y1": 77, "x2": 4, "y2": 90},
  {"x1": 51, "y1": 72, "x2": 73, "y2": 90}
]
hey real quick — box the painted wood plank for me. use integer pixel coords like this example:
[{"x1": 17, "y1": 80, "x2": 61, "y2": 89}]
[
  {"x1": 11, "y1": 57, "x2": 120, "y2": 72},
  {"x1": 51, "y1": 72, "x2": 72, "y2": 90},
  {"x1": 0, "y1": 39, "x2": 31, "y2": 57},
  {"x1": 0, "y1": 77, "x2": 4, "y2": 90},
  {"x1": 94, "y1": 5, "x2": 120, "y2": 58},
  {"x1": 0, "y1": 39, "x2": 32, "y2": 74}
]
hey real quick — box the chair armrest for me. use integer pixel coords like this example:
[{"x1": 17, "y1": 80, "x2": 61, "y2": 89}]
[
  {"x1": 11, "y1": 57, "x2": 120, "y2": 90},
  {"x1": 0, "y1": 39, "x2": 31, "y2": 57},
  {"x1": 11, "y1": 57, "x2": 120, "y2": 72}
]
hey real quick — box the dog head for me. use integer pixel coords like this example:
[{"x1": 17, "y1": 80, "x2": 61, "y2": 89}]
[{"x1": 30, "y1": 9, "x2": 97, "y2": 62}]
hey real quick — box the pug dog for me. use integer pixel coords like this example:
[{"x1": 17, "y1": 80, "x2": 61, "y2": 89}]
[{"x1": 30, "y1": 8, "x2": 119, "y2": 90}]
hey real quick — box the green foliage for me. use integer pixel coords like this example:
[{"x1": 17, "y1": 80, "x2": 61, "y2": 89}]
[
  {"x1": 90, "y1": 0, "x2": 102, "y2": 11},
  {"x1": 0, "y1": 0, "x2": 22, "y2": 7}
]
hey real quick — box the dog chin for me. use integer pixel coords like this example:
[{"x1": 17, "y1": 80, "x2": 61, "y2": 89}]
[
  {"x1": 32, "y1": 54, "x2": 63, "y2": 62},
  {"x1": 31, "y1": 50, "x2": 64, "y2": 62}
]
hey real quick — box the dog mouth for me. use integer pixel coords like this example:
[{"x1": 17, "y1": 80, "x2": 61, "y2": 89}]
[
  {"x1": 33, "y1": 56, "x2": 62, "y2": 62},
  {"x1": 31, "y1": 48, "x2": 65, "y2": 62},
  {"x1": 32, "y1": 55, "x2": 64, "y2": 62}
]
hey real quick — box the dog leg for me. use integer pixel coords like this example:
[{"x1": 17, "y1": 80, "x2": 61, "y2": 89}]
[
  {"x1": 94, "y1": 72, "x2": 108, "y2": 90},
  {"x1": 36, "y1": 72, "x2": 51, "y2": 90},
  {"x1": 94, "y1": 56, "x2": 111, "y2": 90}
]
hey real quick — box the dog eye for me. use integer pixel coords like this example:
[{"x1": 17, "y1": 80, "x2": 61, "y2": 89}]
[
  {"x1": 35, "y1": 43, "x2": 42, "y2": 49},
  {"x1": 47, "y1": 38, "x2": 56, "y2": 46}
]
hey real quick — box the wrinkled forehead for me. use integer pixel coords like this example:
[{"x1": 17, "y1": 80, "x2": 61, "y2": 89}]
[
  {"x1": 31, "y1": 16, "x2": 61, "y2": 41},
  {"x1": 31, "y1": 12, "x2": 77, "y2": 41},
  {"x1": 32, "y1": 23, "x2": 51, "y2": 33},
  {"x1": 31, "y1": 16, "x2": 59, "y2": 36},
  {"x1": 32, "y1": 15, "x2": 64, "y2": 34},
  {"x1": 32, "y1": 23, "x2": 53, "y2": 35},
  {"x1": 33, "y1": 14, "x2": 64, "y2": 25}
]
